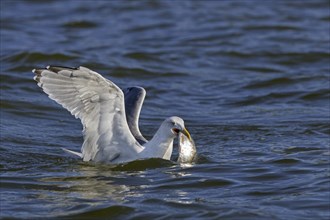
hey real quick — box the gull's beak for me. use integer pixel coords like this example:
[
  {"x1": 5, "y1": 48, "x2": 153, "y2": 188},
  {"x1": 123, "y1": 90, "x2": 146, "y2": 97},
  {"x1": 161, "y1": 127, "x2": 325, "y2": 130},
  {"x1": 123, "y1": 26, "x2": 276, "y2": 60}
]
[{"x1": 181, "y1": 128, "x2": 192, "y2": 141}]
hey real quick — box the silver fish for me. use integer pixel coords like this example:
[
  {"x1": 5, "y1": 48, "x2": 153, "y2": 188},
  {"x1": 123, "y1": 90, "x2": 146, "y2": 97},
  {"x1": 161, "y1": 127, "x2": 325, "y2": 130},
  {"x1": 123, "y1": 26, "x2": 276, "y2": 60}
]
[{"x1": 177, "y1": 132, "x2": 197, "y2": 163}]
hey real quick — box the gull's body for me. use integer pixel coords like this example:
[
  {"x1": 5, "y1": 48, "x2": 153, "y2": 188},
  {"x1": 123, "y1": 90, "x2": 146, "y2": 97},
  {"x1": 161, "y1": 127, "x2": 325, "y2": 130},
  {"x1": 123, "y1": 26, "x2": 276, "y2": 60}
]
[
  {"x1": 33, "y1": 66, "x2": 191, "y2": 164},
  {"x1": 123, "y1": 87, "x2": 197, "y2": 163}
]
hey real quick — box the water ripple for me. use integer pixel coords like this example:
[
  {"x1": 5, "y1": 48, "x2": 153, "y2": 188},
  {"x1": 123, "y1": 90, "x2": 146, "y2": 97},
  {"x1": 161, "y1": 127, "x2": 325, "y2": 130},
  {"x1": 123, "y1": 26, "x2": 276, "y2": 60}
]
[
  {"x1": 1, "y1": 0, "x2": 329, "y2": 219},
  {"x1": 3, "y1": 51, "x2": 78, "y2": 63}
]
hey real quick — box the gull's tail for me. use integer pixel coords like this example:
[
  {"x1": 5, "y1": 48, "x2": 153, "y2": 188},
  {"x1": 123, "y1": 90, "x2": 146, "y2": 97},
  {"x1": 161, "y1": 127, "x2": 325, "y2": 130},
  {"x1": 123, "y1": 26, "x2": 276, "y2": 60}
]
[{"x1": 61, "y1": 148, "x2": 83, "y2": 158}]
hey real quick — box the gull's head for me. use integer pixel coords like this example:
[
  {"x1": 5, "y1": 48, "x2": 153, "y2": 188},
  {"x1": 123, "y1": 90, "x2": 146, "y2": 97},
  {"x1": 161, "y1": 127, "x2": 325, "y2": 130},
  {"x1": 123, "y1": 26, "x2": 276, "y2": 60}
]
[{"x1": 165, "y1": 116, "x2": 191, "y2": 140}]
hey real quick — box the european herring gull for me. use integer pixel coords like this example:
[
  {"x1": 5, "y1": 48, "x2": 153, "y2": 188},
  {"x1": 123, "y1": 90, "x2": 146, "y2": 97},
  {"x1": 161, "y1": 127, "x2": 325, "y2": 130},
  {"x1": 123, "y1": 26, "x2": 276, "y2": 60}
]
[{"x1": 33, "y1": 66, "x2": 192, "y2": 164}]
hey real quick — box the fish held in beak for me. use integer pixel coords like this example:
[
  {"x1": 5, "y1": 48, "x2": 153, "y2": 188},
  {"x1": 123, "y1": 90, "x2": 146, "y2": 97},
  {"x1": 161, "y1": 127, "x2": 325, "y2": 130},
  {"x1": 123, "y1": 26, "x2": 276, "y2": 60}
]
[{"x1": 177, "y1": 132, "x2": 197, "y2": 163}]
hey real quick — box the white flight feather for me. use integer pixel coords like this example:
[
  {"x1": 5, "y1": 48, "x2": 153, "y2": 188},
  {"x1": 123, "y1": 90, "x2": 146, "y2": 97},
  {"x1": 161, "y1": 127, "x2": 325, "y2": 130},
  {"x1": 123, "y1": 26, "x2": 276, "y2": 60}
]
[{"x1": 34, "y1": 66, "x2": 144, "y2": 163}]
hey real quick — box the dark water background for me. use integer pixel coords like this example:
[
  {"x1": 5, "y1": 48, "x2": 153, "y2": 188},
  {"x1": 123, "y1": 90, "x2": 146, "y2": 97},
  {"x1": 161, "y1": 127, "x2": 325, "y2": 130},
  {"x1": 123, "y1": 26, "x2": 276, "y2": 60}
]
[{"x1": 1, "y1": 0, "x2": 329, "y2": 219}]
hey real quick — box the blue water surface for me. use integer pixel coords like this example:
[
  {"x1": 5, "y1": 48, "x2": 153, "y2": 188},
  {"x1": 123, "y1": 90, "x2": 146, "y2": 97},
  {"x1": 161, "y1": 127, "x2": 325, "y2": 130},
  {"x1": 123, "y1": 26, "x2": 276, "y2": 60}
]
[{"x1": 1, "y1": 1, "x2": 329, "y2": 219}]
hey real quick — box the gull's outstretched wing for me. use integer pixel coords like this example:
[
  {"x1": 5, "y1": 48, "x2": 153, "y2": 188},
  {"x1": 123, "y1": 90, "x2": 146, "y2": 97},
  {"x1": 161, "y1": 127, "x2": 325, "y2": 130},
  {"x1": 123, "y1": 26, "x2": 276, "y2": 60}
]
[
  {"x1": 33, "y1": 66, "x2": 142, "y2": 163},
  {"x1": 123, "y1": 86, "x2": 148, "y2": 145}
]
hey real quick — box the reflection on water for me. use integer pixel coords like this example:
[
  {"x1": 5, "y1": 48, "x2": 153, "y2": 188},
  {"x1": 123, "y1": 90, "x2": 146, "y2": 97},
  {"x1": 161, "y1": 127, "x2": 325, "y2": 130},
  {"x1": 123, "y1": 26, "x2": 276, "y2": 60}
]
[
  {"x1": 40, "y1": 174, "x2": 129, "y2": 203},
  {"x1": 23, "y1": 165, "x2": 144, "y2": 217},
  {"x1": 32, "y1": 160, "x2": 201, "y2": 218}
]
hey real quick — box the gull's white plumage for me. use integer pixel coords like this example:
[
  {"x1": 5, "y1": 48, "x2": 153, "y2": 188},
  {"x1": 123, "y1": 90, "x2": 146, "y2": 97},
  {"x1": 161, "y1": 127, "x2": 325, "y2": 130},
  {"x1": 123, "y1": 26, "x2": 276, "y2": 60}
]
[
  {"x1": 123, "y1": 86, "x2": 197, "y2": 163},
  {"x1": 33, "y1": 66, "x2": 189, "y2": 164}
]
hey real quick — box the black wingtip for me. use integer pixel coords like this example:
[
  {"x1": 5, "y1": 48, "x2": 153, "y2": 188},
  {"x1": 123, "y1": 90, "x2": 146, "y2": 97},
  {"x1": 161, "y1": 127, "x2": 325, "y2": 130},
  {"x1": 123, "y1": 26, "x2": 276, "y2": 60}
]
[
  {"x1": 32, "y1": 68, "x2": 44, "y2": 75},
  {"x1": 32, "y1": 68, "x2": 47, "y2": 83},
  {"x1": 47, "y1": 65, "x2": 78, "y2": 73},
  {"x1": 33, "y1": 69, "x2": 42, "y2": 83},
  {"x1": 32, "y1": 65, "x2": 79, "y2": 82}
]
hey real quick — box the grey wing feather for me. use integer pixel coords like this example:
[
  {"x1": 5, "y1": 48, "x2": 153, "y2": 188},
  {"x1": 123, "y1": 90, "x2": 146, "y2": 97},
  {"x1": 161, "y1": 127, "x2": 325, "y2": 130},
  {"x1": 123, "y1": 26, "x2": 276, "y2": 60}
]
[{"x1": 123, "y1": 86, "x2": 148, "y2": 145}]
